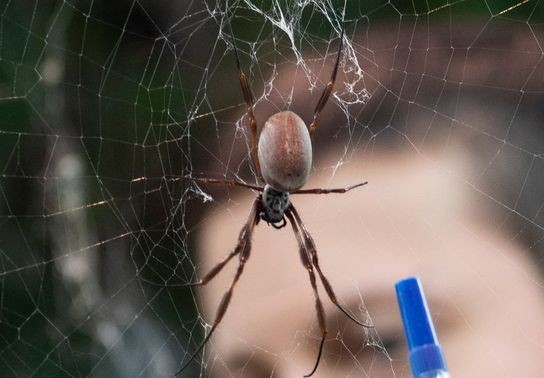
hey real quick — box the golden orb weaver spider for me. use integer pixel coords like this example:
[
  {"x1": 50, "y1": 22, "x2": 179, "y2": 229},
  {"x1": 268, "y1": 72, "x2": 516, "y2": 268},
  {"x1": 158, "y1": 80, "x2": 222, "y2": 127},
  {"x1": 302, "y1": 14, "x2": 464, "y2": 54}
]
[{"x1": 177, "y1": 25, "x2": 370, "y2": 377}]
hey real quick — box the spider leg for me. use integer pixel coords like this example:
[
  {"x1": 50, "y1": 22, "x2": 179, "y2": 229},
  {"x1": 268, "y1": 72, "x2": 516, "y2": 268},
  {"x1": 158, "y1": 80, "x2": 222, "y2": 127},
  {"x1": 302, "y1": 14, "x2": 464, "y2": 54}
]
[
  {"x1": 175, "y1": 197, "x2": 261, "y2": 376},
  {"x1": 286, "y1": 208, "x2": 327, "y2": 378},
  {"x1": 290, "y1": 205, "x2": 373, "y2": 329},
  {"x1": 181, "y1": 249, "x2": 239, "y2": 287},
  {"x1": 229, "y1": 22, "x2": 262, "y2": 179},
  {"x1": 308, "y1": 28, "x2": 344, "y2": 136},
  {"x1": 292, "y1": 181, "x2": 367, "y2": 195},
  {"x1": 186, "y1": 177, "x2": 263, "y2": 192}
]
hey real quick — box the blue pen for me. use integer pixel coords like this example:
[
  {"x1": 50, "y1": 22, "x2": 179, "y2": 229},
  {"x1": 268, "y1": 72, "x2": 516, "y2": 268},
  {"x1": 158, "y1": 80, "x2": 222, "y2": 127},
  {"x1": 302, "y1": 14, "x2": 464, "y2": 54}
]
[{"x1": 395, "y1": 277, "x2": 450, "y2": 378}]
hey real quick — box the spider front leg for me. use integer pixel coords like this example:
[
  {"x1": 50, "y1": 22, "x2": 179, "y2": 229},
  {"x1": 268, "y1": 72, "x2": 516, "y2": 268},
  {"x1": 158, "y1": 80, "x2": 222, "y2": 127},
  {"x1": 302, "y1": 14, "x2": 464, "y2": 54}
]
[
  {"x1": 175, "y1": 197, "x2": 261, "y2": 376},
  {"x1": 286, "y1": 208, "x2": 327, "y2": 378},
  {"x1": 290, "y1": 205, "x2": 373, "y2": 329}
]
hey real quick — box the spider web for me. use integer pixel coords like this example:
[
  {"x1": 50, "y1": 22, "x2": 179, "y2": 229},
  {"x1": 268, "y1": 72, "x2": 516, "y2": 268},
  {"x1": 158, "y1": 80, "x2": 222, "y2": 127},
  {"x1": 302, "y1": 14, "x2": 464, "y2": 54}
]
[{"x1": 1, "y1": 0, "x2": 544, "y2": 376}]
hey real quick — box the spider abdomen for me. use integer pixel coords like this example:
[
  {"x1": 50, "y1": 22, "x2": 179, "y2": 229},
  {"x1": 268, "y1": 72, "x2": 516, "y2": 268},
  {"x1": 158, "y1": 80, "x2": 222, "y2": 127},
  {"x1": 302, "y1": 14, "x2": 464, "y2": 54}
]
[{"x1": 258, "y1": 111, "x2": 312, "y2": 192}]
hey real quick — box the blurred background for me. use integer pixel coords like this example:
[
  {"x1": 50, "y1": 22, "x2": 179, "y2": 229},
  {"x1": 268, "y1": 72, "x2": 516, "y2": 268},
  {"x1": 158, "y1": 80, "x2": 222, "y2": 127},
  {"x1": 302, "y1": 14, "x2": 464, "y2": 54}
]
[{"x1": 1, "y1": 0, "x2": 544, "y2": 376}]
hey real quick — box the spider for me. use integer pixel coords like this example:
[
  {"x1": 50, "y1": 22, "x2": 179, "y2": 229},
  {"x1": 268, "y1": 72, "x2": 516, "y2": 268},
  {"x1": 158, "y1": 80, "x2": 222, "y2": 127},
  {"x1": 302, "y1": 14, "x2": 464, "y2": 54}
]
[{"x1": 177, "y1": 27, "x2": 370, "y2": 377}]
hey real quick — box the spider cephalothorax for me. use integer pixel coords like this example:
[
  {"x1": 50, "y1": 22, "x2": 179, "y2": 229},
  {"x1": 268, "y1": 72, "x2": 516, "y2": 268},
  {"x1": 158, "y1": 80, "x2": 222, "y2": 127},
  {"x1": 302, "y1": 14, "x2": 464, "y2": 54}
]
[
  {"x1": 177, "y1": 25, "x2": 370, "y2": 378},
  {"x1": 260, "y1": 184, "x2": 290, "y2": 228}
]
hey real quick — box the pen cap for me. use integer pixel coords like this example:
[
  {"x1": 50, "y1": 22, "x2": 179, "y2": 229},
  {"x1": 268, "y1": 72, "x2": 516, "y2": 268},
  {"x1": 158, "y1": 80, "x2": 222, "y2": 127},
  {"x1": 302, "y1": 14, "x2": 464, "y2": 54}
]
[
  {"x1": 395, "y1": 277, "x2": 448, "y2": 376},
  {"x1": 396, "y1": 277, "x2": 437, "y2": 349}
]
